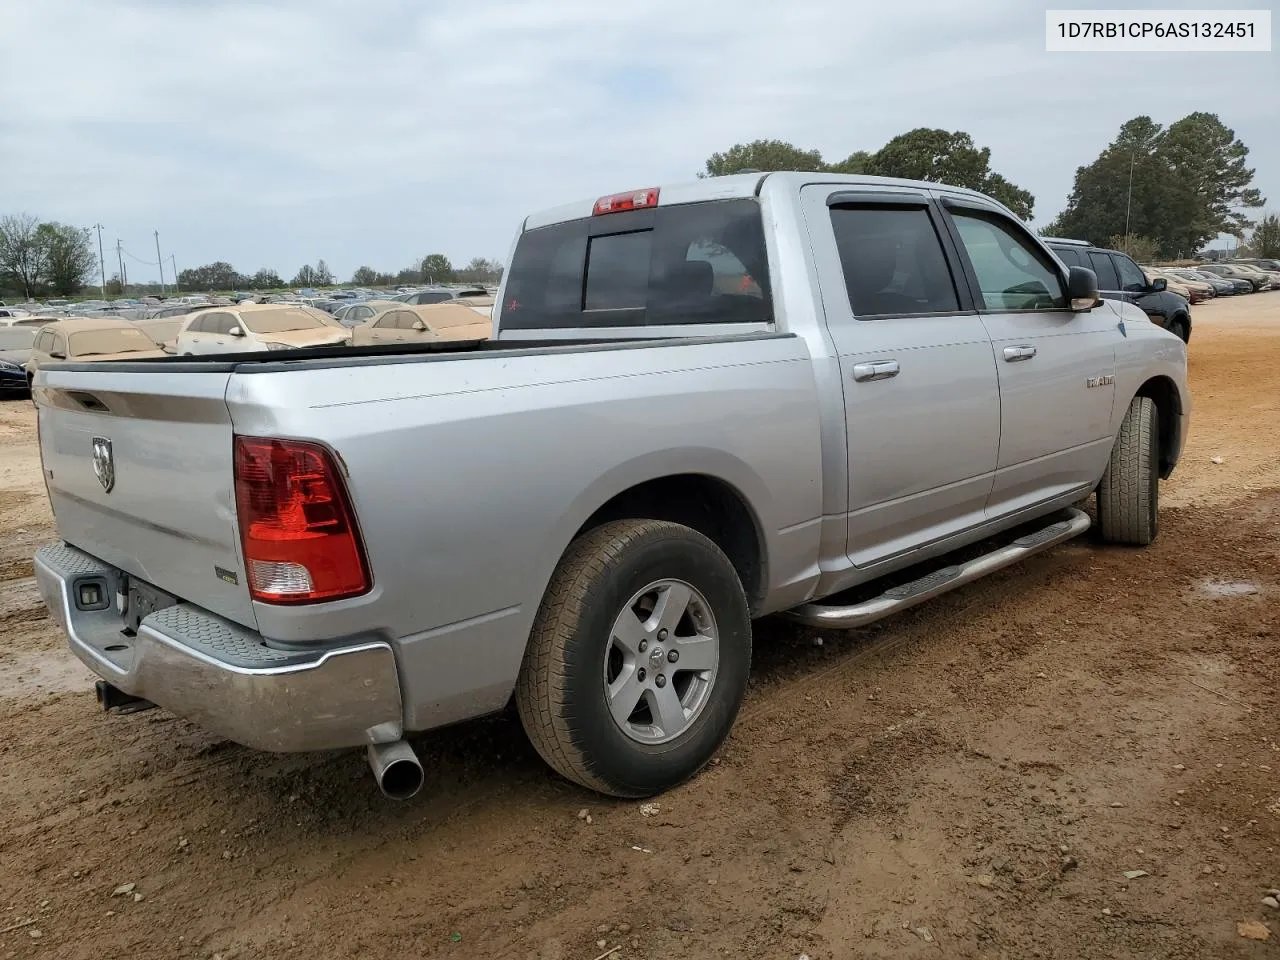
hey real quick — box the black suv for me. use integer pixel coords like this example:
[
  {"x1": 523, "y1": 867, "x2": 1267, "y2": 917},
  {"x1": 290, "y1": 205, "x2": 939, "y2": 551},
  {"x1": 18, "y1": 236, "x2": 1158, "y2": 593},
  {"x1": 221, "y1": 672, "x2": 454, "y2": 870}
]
[{"x1": 1045, "y1": 238, "x2": 1191, "y2": 343}]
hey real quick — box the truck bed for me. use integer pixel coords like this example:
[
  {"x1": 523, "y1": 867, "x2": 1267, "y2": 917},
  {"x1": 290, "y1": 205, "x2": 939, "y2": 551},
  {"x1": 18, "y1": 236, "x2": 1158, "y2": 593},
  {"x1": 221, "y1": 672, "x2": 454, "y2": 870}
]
[{"x1": 44, "y1": 333, "x2": 757, "y2": 375}]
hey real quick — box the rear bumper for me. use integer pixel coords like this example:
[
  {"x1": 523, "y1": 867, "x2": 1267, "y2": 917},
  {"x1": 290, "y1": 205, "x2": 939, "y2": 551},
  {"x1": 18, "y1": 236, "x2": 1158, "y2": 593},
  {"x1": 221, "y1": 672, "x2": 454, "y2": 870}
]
[{"x1": 34, "y1": 542, "x2": 404, "y2": 752}]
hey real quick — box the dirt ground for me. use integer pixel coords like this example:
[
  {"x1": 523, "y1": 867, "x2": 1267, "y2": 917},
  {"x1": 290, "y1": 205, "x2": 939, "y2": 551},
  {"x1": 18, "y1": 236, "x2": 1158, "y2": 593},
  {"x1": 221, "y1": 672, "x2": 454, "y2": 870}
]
[{"x1": 1, "y1": 297, "x2": 1277, "y2": 960}]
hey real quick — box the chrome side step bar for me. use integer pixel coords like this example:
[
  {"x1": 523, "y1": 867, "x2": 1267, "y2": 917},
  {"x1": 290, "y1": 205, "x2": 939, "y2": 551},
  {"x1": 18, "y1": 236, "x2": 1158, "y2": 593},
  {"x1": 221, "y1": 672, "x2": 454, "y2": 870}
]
[{"x1": 782, "y1": 508, "x2": 1091, "y2": 629}]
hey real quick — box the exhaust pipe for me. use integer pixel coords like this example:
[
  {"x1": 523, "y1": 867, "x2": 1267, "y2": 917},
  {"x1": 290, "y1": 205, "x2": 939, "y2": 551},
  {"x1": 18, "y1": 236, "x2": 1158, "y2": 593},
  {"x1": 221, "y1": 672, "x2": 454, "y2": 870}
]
[{"x1": 366, "y1": 740, "x2": 424, "y2": 800}]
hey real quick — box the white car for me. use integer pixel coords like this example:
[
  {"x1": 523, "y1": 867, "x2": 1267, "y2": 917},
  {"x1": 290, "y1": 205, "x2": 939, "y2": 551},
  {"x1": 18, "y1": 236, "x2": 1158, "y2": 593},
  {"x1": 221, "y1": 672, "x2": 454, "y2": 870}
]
[
  {"x1": 176, "y1": 304, "x2": 351, "y2": 355},
  {"x1": 0, "y1": 313, "x2": 60, "y2": 328}
]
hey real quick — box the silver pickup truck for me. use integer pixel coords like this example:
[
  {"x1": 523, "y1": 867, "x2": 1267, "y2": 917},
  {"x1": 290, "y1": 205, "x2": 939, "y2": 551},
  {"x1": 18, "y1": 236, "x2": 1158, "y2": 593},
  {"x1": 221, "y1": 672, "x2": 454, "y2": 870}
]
[{"x1": 33, "y1": 172, "x2": 1189, "y2": 800}]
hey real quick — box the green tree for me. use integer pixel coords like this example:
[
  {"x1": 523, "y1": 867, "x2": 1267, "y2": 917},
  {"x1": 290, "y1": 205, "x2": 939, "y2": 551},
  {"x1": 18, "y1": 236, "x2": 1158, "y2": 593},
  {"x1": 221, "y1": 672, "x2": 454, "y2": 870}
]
[
  {"x1": 702, "y1": 139, "x2": 826, "y2": 177},
  {"x1": 1159, "y1": 112, "x2": 1265, "y2": 255},
  {"x1": 0, "y1": 212, "x2": 49, "y2": 299},
  {"x1": 105, "y1": 273, "x2": 123, "y2": 296},
  {"x1": 455, "y1": 257, "x2": 502, "y2": 283},
  {"x1": 250, "y1": 267, "x2": 283, "y2": 289},
  {"x1": 1107, "y1": 234, "x2": 1161, "y2": 265},
  {"x1": 827, "y1": 150, "x2": 873, "y2": 175},
  {"x1": 1249, "y1": 213, "x2": 1280, "y2": 258},
  {"x1": 697, "y1": 132, "x2": 1033, "y2": 217},
  {"x1": 394, "y1": 266, "x2": 421, "y2": 285},
  {"x1": 178, "y1": 261, "x2": 242, "y2": 291},
  {"x1": 866, "y1": 128, "x2": 1035, "y2": 219},
  {"x1": 350, "y1": 265, "x2": 378, "y2": 286},
  {"x1": 1046, "y1": 114, "x2": 1264, "y2": 258},
  {"x1": 421, "y1": 253, "x2": 454, "y2": 283},
  {"x1": 314, "y1": 259, "x2": 334, "y2": 285},
  {"x1": 40, "y1": 223, "x2": 98, "y2": 296},
  {"x1": 292, "y1": 264, "x2": 319, "y2": 287}
]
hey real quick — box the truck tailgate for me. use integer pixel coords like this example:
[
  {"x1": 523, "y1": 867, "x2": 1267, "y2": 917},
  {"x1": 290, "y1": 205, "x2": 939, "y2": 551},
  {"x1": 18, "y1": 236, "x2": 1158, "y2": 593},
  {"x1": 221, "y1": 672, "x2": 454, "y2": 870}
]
[{"x1": 36, "y1": 368, "x2": 256, "y2": 629}]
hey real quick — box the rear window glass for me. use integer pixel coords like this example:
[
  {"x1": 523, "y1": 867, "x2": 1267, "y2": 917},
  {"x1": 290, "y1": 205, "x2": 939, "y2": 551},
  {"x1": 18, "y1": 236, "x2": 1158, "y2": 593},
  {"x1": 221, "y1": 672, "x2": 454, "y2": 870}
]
[
  {"x1": 1049, "y1": 245, "x2": 1082, "y2": 268},
  {"x1": 240, "y1": 308, "x2": 329, "y2": 334},
  {"x1": 585, "y1": 232, "x2": 650, "y2": 310},
  {"x1": 69, "y1": 328, "x2": 157, "y2": 356},
  {"x1": 501, "y1": 199, "x2": 772, "y2": 329}
]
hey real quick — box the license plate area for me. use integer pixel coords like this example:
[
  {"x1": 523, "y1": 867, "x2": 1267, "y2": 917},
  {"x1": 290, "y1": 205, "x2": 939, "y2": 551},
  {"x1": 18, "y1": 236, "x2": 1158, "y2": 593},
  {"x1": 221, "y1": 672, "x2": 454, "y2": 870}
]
[{"x1": 116, "y1": 576, "x2": 179, "y2": 635}]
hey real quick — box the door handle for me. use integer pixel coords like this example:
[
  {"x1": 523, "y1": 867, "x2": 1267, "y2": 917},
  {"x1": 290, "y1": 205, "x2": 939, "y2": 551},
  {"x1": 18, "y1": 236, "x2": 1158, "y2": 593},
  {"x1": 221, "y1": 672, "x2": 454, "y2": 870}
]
[
  {"x1": 1003, "y1": 345, "x2": 1037, "y2": 362},
  {"x1": 852, "y1": 360, "x2": 900, "y2": 382}
]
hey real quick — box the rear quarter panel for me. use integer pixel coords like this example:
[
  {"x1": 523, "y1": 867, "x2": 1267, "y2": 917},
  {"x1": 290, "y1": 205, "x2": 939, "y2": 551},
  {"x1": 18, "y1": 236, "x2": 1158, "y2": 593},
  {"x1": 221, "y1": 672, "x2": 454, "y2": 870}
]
[{"x1": 227, "y1": 336, "x2": 824, "y2": 731}]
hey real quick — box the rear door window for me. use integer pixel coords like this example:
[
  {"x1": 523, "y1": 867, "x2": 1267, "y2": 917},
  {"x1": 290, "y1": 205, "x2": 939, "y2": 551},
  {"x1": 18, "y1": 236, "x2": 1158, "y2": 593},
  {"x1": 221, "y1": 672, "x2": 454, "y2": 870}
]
[
  {"x1": 829, "y1": 205, "x2": 961, "y2": 317},
  {"x1": 501, "y1": 199, "x2": 772, "y2": 329},
  {"x1": 1089, "y1": 252, "x2": 1121, "y2": 290}
]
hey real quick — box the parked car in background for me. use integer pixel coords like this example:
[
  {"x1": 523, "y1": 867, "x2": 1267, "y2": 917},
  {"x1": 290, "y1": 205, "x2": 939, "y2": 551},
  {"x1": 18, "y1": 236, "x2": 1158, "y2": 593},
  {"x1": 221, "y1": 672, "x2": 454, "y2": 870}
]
[
  {"x1": 1238, "y1": 258, "x2": 1280, "y2": 273},
  {"x1": 1164, "y1": 269, "x2": 1238, "y2": 296},
  {"x1": 2, "y1": 314, "x2": 65, "y2": 332},
  {"x1": 175, "y1": 304, "x2": 352, "y2": 355},
  {"x1": 392, "y1": 287, "x2": 461, "y2": 305},
  {"x1": 1149, "y1": 269, "x2": 1210, "y2": 303},
  {"x1": 0, "y1": 348, "x2": 31, "y2": 396},
  {"x1": 25, "y1": 318, "x2": 166, "y2": 384},
  {"x1": 1046, "y1": 238, "x2": 1192, "y2": 342},
  {"x1": 134, "y1": 317, "x2": 186, "y2": 353},
  {"x1": 0, "y1": 307, "x2": 31, "y2": 319},
  {"x1": 1232, "y1": 262, "x2": 1280, "y2": 286},
  {"x1": 146, "y1": 303, "x2": 201, "y2": 319},
  {"x1": 350, "y1": 302, "x2": 491, "y2": 346},
  {"x1": 334, "y1": 299, "x2": 401, "y2": 327},
  {"x1": 443, "y1": 294, "x2": 496, "y2": 317},
  {"x1": 1199, "y1": 263, "x2": 1271, "y2": 291}
]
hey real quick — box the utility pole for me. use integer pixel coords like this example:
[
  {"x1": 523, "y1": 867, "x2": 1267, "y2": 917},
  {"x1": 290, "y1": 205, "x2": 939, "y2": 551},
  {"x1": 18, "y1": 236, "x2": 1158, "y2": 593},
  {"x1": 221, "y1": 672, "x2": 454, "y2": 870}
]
[
  {"x1": 93, "y1": 223, "x2": 107, "y2": 297},
  {"x1": 1123, "y1": 149, "x2": 1135, "y2": 255},
  {"x1": 154, "y1": 230, "x2": 165, "y2": 295},
  {"x1": 171, "y1": 255, "x2": 179, "y2": 293},
  {"x1": 116, "y1": 239, "x2": 126, "y2": 296}
]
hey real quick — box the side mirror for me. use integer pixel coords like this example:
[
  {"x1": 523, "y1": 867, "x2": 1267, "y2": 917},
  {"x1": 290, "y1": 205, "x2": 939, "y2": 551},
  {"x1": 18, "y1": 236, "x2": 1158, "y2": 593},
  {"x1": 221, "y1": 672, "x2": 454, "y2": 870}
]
[
  {"x1": 411, "y1": 319, "x2": 428, "y2": 332},
  {"x1": 1149, "y1": 277, "x2": 1167, "y2": 292},
  {"x1": 228, "y1": 326, "x2": 244, "y2": 337},
  {"x1": 1067, "y1": 266, "x2": 1100, "y2": 312}
]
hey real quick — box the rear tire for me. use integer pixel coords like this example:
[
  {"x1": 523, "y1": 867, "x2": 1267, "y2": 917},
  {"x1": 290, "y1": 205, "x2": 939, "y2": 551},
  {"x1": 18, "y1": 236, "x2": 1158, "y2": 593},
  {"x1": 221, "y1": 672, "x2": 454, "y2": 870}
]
[
  {"x1": 1168, "y1": 316, "x2": 1189, "y2": 343},
  {"x1": 515, "y1": 519, "x2": 751, "y2": 798},
  {"x1": 1096, "y1": 396, "x2": 1159, "y2": 546}
]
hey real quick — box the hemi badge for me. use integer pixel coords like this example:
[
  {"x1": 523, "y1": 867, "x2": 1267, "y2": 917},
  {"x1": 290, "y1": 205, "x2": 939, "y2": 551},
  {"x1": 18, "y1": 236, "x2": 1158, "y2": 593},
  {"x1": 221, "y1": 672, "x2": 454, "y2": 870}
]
[
  {"x1": 215, "y1": 566, "x2": 240, "y2": 585},
  {"x1": 1086, "y1": 374, "x2": 1115, "y2": 389}
]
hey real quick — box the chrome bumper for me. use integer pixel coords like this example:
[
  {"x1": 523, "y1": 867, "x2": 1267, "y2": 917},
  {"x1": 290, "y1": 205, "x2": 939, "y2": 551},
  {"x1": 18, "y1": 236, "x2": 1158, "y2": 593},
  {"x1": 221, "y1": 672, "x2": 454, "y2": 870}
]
[{"x1": 34, "y1": 542, "x2": 404, "y2": 752}]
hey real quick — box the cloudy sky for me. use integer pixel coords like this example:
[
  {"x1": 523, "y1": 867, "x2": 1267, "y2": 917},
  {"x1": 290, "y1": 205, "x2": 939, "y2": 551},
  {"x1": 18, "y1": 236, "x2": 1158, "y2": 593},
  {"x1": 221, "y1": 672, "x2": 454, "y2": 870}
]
[{"x1": 1, "y1": 0, "x2": 1274, "y2": 284}]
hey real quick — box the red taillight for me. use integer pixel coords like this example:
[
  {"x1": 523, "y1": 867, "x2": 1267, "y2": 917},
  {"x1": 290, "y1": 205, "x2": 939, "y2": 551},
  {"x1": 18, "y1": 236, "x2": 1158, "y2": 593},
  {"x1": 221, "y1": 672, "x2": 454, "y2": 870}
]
[
  {"x1": 233, "y1": 436, "x2": 370, "y2": 604},
  {"x1": 593, "y1": 187, "x2": 660, "y2": 216}
]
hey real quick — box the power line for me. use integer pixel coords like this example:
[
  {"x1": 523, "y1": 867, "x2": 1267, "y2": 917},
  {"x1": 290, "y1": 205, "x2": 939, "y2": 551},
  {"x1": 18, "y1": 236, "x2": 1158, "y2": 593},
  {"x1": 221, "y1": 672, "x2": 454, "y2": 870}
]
[{"x1": 121, "y1": 247, "x2": 159, "y2": 267}]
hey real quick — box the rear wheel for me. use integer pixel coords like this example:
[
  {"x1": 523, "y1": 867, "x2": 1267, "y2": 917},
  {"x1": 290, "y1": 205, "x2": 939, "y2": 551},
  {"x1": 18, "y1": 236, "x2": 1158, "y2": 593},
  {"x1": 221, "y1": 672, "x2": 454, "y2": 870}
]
[
  {"x1": 1168, "y1": 315, "x2": 1189, "y2": 343},
  {"x1": 1096, "y1": 396, "x2": 1159, "y2": 546},
  {"x1": 516, "y1": 519, "x2": 751, "y2": 798}
]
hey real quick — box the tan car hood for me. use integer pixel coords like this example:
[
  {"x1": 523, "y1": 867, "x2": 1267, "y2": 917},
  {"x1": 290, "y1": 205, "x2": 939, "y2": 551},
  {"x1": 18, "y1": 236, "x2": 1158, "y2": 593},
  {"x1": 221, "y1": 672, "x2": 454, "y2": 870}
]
[
  {"x1": 260, "y1": 329, "x2": 351, "y2": 347},
  {"x1": 436, "y1": 322, "x2": 492, "y2": 341}
]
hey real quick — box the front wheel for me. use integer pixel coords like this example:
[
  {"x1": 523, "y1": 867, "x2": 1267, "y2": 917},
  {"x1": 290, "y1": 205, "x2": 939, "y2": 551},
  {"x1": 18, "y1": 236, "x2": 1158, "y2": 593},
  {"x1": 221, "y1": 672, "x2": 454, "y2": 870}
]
[
  {"x1": 516, "y1": 519, "x2": 751, "y2": 798},
  {"x1": 1096, "y1": 396, "x2": 1159, "y2": 546}
]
